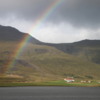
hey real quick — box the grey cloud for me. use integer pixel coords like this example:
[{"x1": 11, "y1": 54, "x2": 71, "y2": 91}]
[
  {"x1": 53, "y1": 0, "x2": 100, "y2": 29},
  {"x1": 0, "y1": 0, "x2": 100, "y2": 29},
  {"x1": 87, "y1": 32, "x2": 100, "y2": 39}
]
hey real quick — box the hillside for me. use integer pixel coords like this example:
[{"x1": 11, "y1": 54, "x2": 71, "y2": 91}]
[
  {"x1": 0, "y1": 25, "x2": 100, "y2": 82},
  {"x1": 0, "y1": 41, "x2": 100, "y2": 82},
  {"x1": 0, "y1": 25, "x2": 41, "y2": 44},
  {"x1": 46, "y1": 39, "x2": 100, "y2": 64}
]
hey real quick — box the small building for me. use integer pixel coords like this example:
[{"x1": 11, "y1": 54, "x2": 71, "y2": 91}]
[
  {"x1": 64, "y1": 78, "x2": 75, "y2": 83},
  {"x1": 81, "y1": 80, "x2": 86, "y2": 83},
  {"x1": 81, "y1": 80, "x2": 91, "y2": 83}
]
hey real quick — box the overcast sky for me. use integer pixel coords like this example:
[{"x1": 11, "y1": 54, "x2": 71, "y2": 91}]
[{"x1": 0, "y1": 0, "x2": 100, "y2": 43}]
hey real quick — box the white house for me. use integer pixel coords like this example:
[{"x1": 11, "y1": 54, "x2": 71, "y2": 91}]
[{"x1": 64, "y1": 78, "x2": 75, "y2": 83}]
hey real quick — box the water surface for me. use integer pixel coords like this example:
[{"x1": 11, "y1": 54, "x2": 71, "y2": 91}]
[{"x1": 0, "y1": 87, "x2": 100, "y2": 100}]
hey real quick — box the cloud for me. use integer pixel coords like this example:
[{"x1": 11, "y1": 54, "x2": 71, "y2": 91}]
[
  {"x1": 0, "y1": 0, "x2": 100, "y2": 43},
  {"x1": 86, "y1": 30, "x2": 100, "y2": 40},
  {"x1": 0, "y1": 0, "x2": 100, "y2": 29},
  {"x1": 30, "y1": 22, "x2": 89, "y2": 43},
  {"x1": 0, "y1": 0, "x2": 54, "y2": 20}
]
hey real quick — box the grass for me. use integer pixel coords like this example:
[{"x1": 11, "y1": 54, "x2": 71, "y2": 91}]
[{"x1": 0, "y1": 80, "x2": 100, "y2": 87}]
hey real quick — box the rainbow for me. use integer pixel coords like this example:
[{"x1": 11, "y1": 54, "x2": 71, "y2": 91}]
[{"x1": 5, "y1": 0, "x2": 64, "y2": 73}]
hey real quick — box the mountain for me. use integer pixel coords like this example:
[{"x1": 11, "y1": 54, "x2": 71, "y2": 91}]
[
  {"x1": 46, "y1": 39, "x2": 100, "y2": 64},
  {"x1": 0, "y1": 25, "x2": 100, "y2": 82},
  {"x1": 0, "y1": 25, "x2": 40, "y2": 44}
]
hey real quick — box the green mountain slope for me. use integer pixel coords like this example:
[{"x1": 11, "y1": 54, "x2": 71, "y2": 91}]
[
  {"x1": 0, "y1": 41, "x2": 100, "y2": 82},
  {"x1": 46, "y1": 39, "x2": 100, "y2": 64}
]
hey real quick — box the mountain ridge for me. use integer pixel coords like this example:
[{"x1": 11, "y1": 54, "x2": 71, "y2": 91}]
[
  {"x1": 0, "y1": 25, "x2": 100, "y2": 82},
  {"x1": 0, "y1": 25, "x2": 100, "y2": 44},
  {"x1": 0, "y1": 25, "x2": 100, "y2": 64},
  {"x1": 0, "y1": 25, "x2": 41, "y2": 44}
]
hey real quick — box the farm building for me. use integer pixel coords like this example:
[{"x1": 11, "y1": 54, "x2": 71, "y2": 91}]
[{"x1": 64, "y1": 78, "x2": 75, "y2": 83}]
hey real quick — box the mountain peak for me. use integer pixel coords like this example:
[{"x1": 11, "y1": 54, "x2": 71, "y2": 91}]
[
  {"x1": 0, "y1": 25, "x2": 40, "y2": 44},
  {"x1": 0, "y1": 25, "x2": 20, "y2": 33}
]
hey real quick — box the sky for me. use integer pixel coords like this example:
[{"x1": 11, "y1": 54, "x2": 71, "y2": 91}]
[{"x1": 0, "y1": 0, "x2": 100, "y2": 43}]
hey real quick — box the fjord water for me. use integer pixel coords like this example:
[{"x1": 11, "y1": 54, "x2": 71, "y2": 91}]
[{"x1": 0, "y1": 87, "x2": 100, "y2": 100}]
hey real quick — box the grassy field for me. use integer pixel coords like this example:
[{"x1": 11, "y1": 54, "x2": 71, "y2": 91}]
[{"x1": 0, "y1": 80, "x2": 100, "y2": 87}]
